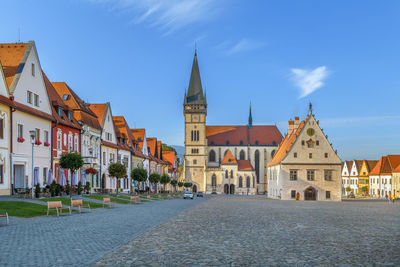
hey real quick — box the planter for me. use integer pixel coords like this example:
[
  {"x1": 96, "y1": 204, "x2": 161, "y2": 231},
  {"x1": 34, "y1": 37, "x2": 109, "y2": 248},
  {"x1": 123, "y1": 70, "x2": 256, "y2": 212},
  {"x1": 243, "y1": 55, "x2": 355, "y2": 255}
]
[
  {"x1": 17, "y1": 137, "x2": 25, "y2": 143},
  {"x1": 44, "y1": 142, "x2": 50, "y2": 147}
]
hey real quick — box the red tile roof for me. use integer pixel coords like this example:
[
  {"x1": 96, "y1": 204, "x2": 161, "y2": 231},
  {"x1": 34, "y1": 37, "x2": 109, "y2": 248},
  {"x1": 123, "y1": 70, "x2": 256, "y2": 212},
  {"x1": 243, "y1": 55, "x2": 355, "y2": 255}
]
[
  {"x1": 387, "y1": 155, "x2": 400, "y2": 173},
  {"x1": 206, "y1": 125, "x2": 282, "y2": 146},
  {"x1": 237, "y1": 160, "x2": 253, "y2": 170},
  {"x1": 365, "y1": 160, "x2": 378, "y2": 173},
  {"x1": 130, "y1": 129, "x2": 145, "y2": 149},
  {"x1": 101, "y1": 140, "x2": 118, "y2": 149},
  {"x1": 222, "y1": 150, "x2": 237, "y2": 165},
  {"x1": 157, "y1": 141, "x2": 162, "y2": 159},
  {"x1": 162, "y1": 151, "x2": 175, "y2": 167},
  {"x1": 0, "y1": 43, "x2": 28, "y2": 88},
  {"x1": 354, "y1": 160, "x2": 363, "y2": 173},
  {"x1": 89, "y1": 104, "x2": 107, "y2": 126},
  {"x1": 43, "y1": 72, "x2": 81, "y2": 130},
  {"x1": 147, "y1": 138, "x2": 157, "y2": 157},
  {"x1": 268, "y1": 118, "x2": 307, "y2": 167},
  {"x1": 52, "y1": 82, "x2": 101, "y2": 130}
]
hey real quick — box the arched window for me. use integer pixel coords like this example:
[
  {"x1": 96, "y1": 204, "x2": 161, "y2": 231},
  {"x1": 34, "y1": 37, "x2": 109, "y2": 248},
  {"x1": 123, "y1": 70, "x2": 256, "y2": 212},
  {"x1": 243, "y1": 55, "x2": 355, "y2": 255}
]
[
  {"x1": 230, "y1": 170, "x2": 233, "y2": 178},
  {"x1": 212, "y1": 174, "x2": 217, "y2": 187},
  {"x1": 271, "y1": 150, "x2": 276, "y2": 158},
  {"x1": 246, "y1": 176, "x2": 250, "y2": 188},
  {"x1": 225, "y1": 170, "x2": 228, "y2": 178},
  {"x1": 239, "y1": 150, "x2": 245, "y2": 160},
  {"x1": 255, "y1": 150, "x2": 260, "y2": 183},
  {"x1": 239, "y1": 176, "x2": 243, "y2": 188},
  {"x1": 209, "y1": 150, "x2": 216, "y2": 162}
]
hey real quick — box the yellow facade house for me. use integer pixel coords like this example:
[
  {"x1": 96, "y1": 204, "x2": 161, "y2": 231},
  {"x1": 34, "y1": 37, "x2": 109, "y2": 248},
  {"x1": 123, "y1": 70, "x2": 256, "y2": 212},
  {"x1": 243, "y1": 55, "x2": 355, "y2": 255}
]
[
  {"x1": 392, "y1": 164, "x2": 400, "y2": 198},
  {"x1": 358, "y1": 160, "x2": 378, "y2": 196}
]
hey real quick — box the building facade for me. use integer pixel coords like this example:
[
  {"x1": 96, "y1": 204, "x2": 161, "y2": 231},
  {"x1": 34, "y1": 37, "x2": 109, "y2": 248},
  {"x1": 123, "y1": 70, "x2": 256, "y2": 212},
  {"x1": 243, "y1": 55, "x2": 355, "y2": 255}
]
[{"x1": 267, "y1": 105, "x2": 342, "y2": 201}]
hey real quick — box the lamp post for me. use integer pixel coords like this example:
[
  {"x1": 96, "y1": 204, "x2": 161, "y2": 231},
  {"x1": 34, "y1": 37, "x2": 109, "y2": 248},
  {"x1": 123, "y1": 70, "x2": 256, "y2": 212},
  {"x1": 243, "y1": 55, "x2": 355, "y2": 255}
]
[{"x1": 29, "y1": 130, "x2": 36, "y2": 198}]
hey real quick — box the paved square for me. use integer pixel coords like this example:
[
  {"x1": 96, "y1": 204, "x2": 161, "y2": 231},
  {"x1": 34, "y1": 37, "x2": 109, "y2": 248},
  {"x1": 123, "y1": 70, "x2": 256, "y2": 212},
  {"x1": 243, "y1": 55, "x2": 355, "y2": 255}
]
[{"x1": 93, "y1": 196, "x2": 400, "y2": 266}]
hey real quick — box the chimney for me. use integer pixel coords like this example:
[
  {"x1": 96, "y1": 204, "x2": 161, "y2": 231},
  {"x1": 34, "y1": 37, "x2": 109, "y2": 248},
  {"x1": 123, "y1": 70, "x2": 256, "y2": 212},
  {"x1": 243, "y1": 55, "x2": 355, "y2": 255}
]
[
  {"x1": 288, "y1": 120, "x2": 295, "y2": 135},
  {"x1": 294, "y1": 116, "x2": 300, "y2": 128}
]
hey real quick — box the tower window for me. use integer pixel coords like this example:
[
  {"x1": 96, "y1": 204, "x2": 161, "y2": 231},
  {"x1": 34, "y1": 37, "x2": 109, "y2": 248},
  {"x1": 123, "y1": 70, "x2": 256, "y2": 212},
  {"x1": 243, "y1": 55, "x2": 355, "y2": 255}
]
[
  {"x1": 293, "y1": 152, "x2": 297, "y2": 158},
  {"x1": 209, "y1": 150, "x2": 216, "y2": 162},
  {"x1": 309, "y1": 153, "x2": 312, "y2": 159},
  {"x1": 325, "y1": 153, "x2": 328, "y2": 158}
]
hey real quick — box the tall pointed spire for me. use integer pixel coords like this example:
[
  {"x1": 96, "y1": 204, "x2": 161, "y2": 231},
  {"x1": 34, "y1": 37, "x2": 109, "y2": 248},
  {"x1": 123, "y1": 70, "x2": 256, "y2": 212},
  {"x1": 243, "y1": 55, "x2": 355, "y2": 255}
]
[
  {"x1": 248, "y1": 102, "x2": 253, "y2": 128},
  {"x1": 309, "y1": 102, "x2": 313, "y2": 116},
  {"x1": 185, "y1": 51, "x2": 206, "y2": 104}
]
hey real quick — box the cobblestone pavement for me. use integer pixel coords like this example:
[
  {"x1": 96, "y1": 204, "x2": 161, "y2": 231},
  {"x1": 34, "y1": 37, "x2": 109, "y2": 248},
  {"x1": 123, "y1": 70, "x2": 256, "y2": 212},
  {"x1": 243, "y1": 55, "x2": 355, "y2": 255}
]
[
  {"x1": 0, "y1": 196, "x2": 206, "y2": 267},
  {"x1": 93, "y1": 196, "x2": 400, "y2": 266}
]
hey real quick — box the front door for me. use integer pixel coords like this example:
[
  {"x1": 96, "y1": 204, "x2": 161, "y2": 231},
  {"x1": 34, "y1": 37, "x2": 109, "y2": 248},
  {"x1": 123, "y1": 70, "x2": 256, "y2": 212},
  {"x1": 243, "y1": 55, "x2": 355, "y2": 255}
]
[
  {"x1": 193, "y1": 185, "x2": 197, "y2": 193},
  {"x1": 14, "y1": 165, "x2": 25, "y2": 189},
  {"x1": 230, "y1": 184, "x2": 235, "y2": 194},
  {"x1": 304, "y1": 187, "x2": 317, "y2": 200}
]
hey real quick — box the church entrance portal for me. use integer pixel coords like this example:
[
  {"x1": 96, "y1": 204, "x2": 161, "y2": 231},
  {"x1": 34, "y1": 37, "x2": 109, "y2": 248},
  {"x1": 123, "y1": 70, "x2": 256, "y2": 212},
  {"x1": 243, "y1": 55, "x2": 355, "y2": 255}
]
[
  {"x1": 304, "y1": 187, "x2": 317, "y2": 200},
  {"x1": 230, "y1": 184, "x2": 235, "y2": 194},
  {"x1": 193, "y1": 185, "x2": 197, "y2": 193},
  {"x1": 224, "y1": 184, "x2": 229, "y2": 194}
]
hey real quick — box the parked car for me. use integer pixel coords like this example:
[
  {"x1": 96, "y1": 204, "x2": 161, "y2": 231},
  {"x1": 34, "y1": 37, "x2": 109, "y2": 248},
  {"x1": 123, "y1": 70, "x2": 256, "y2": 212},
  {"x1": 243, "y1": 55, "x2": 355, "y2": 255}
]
[
  {"x1": 183, "y1": 191, "x2": 194, "y2": 199},
  {"x1": 197, "y1": 192, "x2": 204, "y2": 197}
]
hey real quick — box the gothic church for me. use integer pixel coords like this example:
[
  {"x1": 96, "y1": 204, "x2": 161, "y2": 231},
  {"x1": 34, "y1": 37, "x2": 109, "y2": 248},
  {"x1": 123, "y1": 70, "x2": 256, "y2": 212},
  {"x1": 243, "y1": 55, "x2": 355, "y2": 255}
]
[{"x1": 183, "y1": 52, "x2": 283, "y2": 194}]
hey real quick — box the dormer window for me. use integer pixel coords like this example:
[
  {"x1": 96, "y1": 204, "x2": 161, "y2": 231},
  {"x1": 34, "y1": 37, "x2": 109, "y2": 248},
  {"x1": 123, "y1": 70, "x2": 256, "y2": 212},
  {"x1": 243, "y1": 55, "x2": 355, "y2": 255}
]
[
  {"x1": 137, "y1": 137, "x2": 141, "y2": 142},
  {"x1": 58, "y1": 107, "x2": 63, "y2": 118},
  {"x1": 67, "y1": 111, "x2": 72, "y2": 121},
  {"x1": 255, "y1": 140, "x2": 259, "y2": 145},
  {"x1": 62, "y1": 94, "x2": 70, "y2": 101},
  {"x1": 239, "y1": 140, "x2": 243, "y2": 145},
  {"x1": 226, "y1": 140, "x2": 230, "y2": 145},
  {"x1": 272, "y1": 141, "x2": 277, "y2": 146}
]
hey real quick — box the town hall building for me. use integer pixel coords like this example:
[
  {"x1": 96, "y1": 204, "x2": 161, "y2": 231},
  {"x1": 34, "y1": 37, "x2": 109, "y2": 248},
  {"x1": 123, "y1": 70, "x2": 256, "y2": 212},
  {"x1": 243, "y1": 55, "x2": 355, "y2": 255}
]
[{"x1": 183, "y1": 52, "x2": 283, "y2": 195}]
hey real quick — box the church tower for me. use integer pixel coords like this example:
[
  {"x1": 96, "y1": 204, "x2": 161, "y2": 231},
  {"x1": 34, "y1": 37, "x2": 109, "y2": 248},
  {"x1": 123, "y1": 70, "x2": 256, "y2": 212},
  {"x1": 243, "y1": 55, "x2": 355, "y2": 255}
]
[{"x1": 183, "y1": 51, "x2": 207, "y2": 192}]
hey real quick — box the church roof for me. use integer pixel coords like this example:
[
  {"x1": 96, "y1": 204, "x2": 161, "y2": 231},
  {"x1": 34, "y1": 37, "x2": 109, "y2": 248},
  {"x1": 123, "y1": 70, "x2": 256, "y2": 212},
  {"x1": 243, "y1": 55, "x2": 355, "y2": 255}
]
[
  {"x1": 206, "y1": 125, "x2": 282, "y2": 146},
  {"x1": 221, "y1": 150, "x2": 237, "y2": 165},
  {"x1": 268, "y1": 118, "x2": 307, "y2": 167},
  {"x1": 237, "y1": 160, "x2": 253, "y2": 171},
  {"x1": 184, "y1": 52, "x2": 206, "y2": 105}
]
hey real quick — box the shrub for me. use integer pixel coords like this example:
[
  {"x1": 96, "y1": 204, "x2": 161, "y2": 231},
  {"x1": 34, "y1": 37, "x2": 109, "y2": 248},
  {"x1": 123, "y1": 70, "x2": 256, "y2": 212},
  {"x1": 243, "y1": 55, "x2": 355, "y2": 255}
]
[
  {"x1": 178, "y1": 182, "x2": 183, "y2": 188},
  {"x1": 86, "y1": 181, "x2": 91, "y2": 194},
  {"x1": 77, "y1": 181, "x2": 83, "y2": 195},
  {"x1": 55, "y1": 183, "x2": 61, "y2": 196},
  {"x1": 65, "y1": 181, "x2": 71, "y2": 195},
  {"x1": 50, "y1": 181, "x2": 56, "y2": 197},
  {"x1": 34, "y1": 183, "x2": 41, "y2": 198},
  {"x1": 184, "y1": 182, "x2": 193, "y2": 188}
]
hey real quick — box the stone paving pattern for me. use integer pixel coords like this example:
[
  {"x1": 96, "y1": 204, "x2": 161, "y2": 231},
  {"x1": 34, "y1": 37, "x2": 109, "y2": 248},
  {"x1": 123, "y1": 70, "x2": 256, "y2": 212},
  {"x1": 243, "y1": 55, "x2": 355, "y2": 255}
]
[
  {"x1": 0, "y1": 197, "x2": 205, "y2": 267},
  {"x1": 94, "y1": 196, "x2": 400, "y2": 266}
]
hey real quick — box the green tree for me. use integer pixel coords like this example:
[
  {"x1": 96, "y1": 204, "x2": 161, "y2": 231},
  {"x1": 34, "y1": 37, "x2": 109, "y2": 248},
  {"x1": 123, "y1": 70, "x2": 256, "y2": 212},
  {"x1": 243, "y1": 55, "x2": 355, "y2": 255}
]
[
  {"x1": 160, "y1": 174, "x2": 170, "y2": 192},
  {"x1": 345, "y1": 186, "x2": 351, "y2": 193},
  {"x1": 77, "y1": 181, "x2": 83, "y2": 195},
  {"x1": 170, "y1": 180, "x2": 178, "y2": 193},
  {"x1": 148, "y1": 173, "x2": 161, "y2": 193},
  {"x1": 131, "y1": 168, "x2": 147, "y2": 192},
  {"x1": 85, "y1": 181, "x2": 91, "y2": 194},
  {"x1": 184, "y1": 182, "x2": 193, "y2": 190},
  {"x1": 60, "y1": 152, "x2": 84, "y2": 200},
  {"x1": 108, "y1": 162, "x2": 127, "y2": 196},
  {"x1": 178, "y1": 181, "x2": 183, "y2": 189}
]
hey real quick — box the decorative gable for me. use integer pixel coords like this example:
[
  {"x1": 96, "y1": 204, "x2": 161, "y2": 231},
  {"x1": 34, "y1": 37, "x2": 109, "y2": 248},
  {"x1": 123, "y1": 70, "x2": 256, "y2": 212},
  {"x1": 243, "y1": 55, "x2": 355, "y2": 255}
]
[
  {"x1": 0, "y1": 62, "x2": 8, "y2": 97},
  {"x1": 101, "y1": 104, "x2": 117, "y2": 145}
]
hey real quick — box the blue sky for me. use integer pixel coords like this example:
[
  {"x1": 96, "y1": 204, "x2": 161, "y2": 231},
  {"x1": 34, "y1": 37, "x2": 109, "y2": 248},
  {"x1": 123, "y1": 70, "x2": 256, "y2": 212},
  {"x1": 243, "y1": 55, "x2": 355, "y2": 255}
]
[{"x1": 1, "y1": 0, "x2": 400, "y2": 160}]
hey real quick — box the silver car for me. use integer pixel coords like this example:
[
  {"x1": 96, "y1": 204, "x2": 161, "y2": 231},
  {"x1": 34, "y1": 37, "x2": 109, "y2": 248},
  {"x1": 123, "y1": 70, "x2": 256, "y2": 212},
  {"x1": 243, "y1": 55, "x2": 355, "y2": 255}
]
[{"x1": 183, "y1": 191, "x2": 194, "y2": 199}]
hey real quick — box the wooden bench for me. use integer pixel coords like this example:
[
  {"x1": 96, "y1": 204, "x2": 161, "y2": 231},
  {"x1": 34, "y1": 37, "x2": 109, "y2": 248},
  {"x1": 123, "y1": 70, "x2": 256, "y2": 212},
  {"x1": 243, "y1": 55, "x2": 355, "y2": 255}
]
[
  {"x1": 103, "y1": 197, "x2": 113, "y2": 208},
  {"x1": 146, "y1": 195, "x2": 151, "y2": 199},
  {"x1": 47, "y1": 201, "x2": 71, "y2": 216},
  {"x1": 0, "y1": 212, "x2": 8, "y2": 225},
  {"x1": 130, "y1": 196, "x2": 140, "y2": 204},
  {"x1": 71, "y1": 199, "x2": 90, "y2": 214}
]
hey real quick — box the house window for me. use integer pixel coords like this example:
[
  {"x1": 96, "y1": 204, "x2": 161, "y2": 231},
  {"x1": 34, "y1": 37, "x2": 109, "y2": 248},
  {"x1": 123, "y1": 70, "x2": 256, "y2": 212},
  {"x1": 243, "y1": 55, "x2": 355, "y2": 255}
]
[
  {"x1": 68, "y1": 111, "x2": 72, "y2": 121},
  {"x1": 68, "y1": 134, "x2": 73, "y2": 151},
  {"x1": 193, "y1": 160, "x2": 197, "y2": 165},
  {"x1": 58, "y1": 107, "x2": 63, "y2": 118},
  {"x1": 293, "y1": 152, "x2": 297, "y2": 158},
  {"x1": 34, "y1": 94, "x2": 39, "y2": 107},
  {"x1": 43, "y1": 167, "x2": 48, "y2": 185},
  {"x1": 290, "y1": 170, "x2": 297, "y2": 181},
  {"x1": 225, "y1": 170, "x2": 228, "y2": 178},
  {"x1": 316, "y1": 140, "x2": 319, "y2": 146},
  {"x1": 0, "y1": 165, "x2": 3, "y2": 184},
  {"x1": 325, "y1": 153, "x2": 328, "y2": 158},
  {"x1": 31, "y1": 63, "x2": 35, "y2": 76},
  {"x1": 291, "y1": 190, "x2": 296, "y2": 199},
  {"x1": 27, "y1": 91, "x2": 32, "y2": 104},
  {"x1": 326, "y1": 191, "x2": 331, "y2": 199},
  {"x1": 0, "y1": 118, "x2": 3, "y2": 139},
  {"x1": 309, "y1": 153, "x2": 312, "y2": 159},
  {"x1": 324, "y1": 170, "x2": 333, "y2": 181},
  {"x1": 35, "y1": 128, "x2": 40, "y2": 142},
  {"x1": 44, "y1": 130, "x2": 49, "y2": 144},
  {"x1": 74, "y1": 134, "x2": 79, "y2": 152},
  {"x1": 57, "y1": 131, "x2": 62, "y2": 150},
  {"x1": 307, "y1": 170, "x2": 315, "y2": 181}
]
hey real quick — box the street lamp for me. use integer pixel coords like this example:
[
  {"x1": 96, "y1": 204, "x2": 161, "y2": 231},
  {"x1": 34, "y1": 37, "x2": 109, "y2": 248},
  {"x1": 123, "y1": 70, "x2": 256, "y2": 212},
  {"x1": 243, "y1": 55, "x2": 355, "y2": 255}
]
[{"x1": 29, "y1": 130, "x2": 36, "y2": 198}]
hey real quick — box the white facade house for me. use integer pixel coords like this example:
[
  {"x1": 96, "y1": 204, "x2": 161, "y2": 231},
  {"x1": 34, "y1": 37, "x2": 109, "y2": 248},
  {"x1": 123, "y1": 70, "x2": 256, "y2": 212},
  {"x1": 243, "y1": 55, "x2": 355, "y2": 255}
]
[
  {"x1": 89, "y1": 103, "x2": 118, "y2": 192},
  {"x1": 349, "y1": 160, "x2": 363, "y2": 194},
  {"x1": 0, "y1": 42, "x2": 53, "y2": 193},
  {"x1": 341, "y1": 161, "x2": 351, "y2": 196},
  {"x1": 0, "y1": 62, "x2": 11, "y2": 195}
]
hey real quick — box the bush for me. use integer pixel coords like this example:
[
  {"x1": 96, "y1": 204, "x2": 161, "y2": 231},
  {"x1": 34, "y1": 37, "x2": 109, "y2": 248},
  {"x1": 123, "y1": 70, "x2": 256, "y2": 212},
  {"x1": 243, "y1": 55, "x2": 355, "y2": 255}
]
[
  {"x1": 50, "y1": 181, "x2": 56, "y2": 197},
  {"x1": 34, "y1": 183, "x2": 41, "y2": 198},
  {"x1": 178, "y1": 182, "x2": 184, "y2": 188},
  {"x1": 77, "y1": 181, "x2": 83, "y2": 195},
  {"x1": 55, "y1": 183, "x2": 61, "y2": 196},
  {"x1": 184, "y1": 182, "x2": 193, "y2": 188},
  {"x1": 65, "y1": 181, "x2": 71, "y2": 196},
  {"x1": 86, "y1": 181, "x2": 91, "y2": 194}
]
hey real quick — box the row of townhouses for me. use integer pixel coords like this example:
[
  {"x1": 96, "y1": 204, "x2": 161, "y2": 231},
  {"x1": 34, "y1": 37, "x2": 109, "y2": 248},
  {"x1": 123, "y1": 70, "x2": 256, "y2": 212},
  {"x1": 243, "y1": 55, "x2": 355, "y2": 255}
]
[
  {"x1": 0, "y1": 41, "x2": 178, "y2": 196},
  {"x1": 341, "y1": 155, "x2": 400, "y2": 198}
]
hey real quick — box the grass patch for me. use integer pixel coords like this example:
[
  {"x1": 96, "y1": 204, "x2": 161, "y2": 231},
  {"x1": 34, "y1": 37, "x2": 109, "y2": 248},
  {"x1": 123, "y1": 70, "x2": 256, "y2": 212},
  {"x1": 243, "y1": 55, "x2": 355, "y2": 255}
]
[
  {"x1": 39, "y1": 197, "x2": 103, "y2": 209},
  {"x1": 0, "y1": 201, "x2": 48, "y2": 218},
  {"x1": 84, "y1": 195, "x2": 130, "y2": 204}
]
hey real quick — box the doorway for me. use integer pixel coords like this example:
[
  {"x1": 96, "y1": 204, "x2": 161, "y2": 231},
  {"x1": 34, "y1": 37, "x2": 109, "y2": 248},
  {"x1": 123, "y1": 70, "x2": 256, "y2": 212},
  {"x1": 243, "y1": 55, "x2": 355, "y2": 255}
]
[
  {"x1": 230, "y1": 184, "x2": 235, "y2": 194},
  {"x1": 193, "y1": 185, "x2": 197, "y2": 193},
  {"x1": 14, "y1": 165, "x2": 25, "y2": 189},
  {"x1": 304, "y1": 187, "x2": 317, "y2": 200},
  {"x1": 224, "y1": 184, "x2": 229, "y2": 194}
]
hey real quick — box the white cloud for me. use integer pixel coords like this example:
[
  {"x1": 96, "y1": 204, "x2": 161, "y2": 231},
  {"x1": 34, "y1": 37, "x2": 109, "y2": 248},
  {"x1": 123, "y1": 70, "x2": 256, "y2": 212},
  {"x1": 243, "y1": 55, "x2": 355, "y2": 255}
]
[
  {"x1": 88, "y1": 0, "x2": 223, "y2": 34},
  {"x1": 291, "y1": 66, "x2": 329, "y2": 98},
  {"x1": 322, "y1": 115, "x2": 400, "y2": 127},
  {"x1": 215, "y1": 39, "x2": 264, "y2": 55}
]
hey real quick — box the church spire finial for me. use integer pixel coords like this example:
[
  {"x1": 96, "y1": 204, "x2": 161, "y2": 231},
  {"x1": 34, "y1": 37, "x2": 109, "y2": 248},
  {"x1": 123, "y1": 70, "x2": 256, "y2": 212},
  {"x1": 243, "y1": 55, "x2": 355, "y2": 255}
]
[
  {"x1": 309, "y1": 102, "x2": 313, "y2": 115},
  {"x1": 185, "y1": 49, "x2": 206, "y2": 105},
  {"x1": 248, "y1": 102, "x2": 253, "y2": 128}
]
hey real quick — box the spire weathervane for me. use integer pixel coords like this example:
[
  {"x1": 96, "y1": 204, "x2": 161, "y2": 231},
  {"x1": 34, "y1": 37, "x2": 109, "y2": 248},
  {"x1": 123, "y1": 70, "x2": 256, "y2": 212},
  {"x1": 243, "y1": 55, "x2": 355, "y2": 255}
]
[
  {"x1": 248, "y1": 102, "x2": 253, "y2": 128},
  {"x1": 309, "y1": 102, "x2": 313, "y2": 115}
]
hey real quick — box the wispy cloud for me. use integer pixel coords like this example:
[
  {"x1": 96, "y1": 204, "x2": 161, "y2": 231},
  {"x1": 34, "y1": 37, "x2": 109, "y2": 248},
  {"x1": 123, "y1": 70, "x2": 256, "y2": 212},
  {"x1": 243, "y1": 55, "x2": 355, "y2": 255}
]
[
  {"x1": 217, "y1": 39, "x2": 265, "y2": 55},
  {"x1": 321, "y1": 115, "x2": 400, "y2": 127},
  {"x1": 291, "y1": 66, "x2": 329, "y2": 98},
  {"x1": 88, "y1": 0, "x2": 223, "y2": 34}
]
